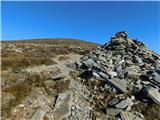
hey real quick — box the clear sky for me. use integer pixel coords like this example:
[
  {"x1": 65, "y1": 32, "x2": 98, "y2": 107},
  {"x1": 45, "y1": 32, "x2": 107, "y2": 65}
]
[{"x1": 1, "y1": 1, "x2": 160, "y2": 53}]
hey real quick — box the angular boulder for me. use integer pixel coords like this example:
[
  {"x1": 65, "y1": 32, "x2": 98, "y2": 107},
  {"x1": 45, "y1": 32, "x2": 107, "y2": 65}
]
[
  {"x1": 53, "y1": 91, "x2": 73, "y2": 120},
  {"x1": 82, "y1": 58, "x2": 95, "y2": 69},
  {"x1": 145, "y1": 86, "x2": 160, "y2": 104},
  {"x1": 115, "y1": 97, "x2": 133, "y2": 109},
  {"x1": 106, "y1": 78, "x2": 127, "y2": 93}
]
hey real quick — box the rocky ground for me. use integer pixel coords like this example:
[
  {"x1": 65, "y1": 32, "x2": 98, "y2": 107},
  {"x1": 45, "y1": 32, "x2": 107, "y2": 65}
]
[
  {"x1": 1, "y1": 33, "x2": 160, "y2": 120},
  {"x1": 1, "y1": 39, "x2": 97, "y2": 120}
]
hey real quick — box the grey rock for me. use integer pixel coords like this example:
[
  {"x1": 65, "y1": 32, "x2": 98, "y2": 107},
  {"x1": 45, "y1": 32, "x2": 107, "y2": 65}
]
[
  {"x1": 112, "y1": 50, "x2": 126, "y2": 55},
  {"x1": 99, "y1": 55, "x2": 107, "y2": 62},
  {"x1": 106, "y1": 78, "x2": 127, "y2": 93},
  {"x1": 70, "y1": 46, "x2": 82, "y2": 50},
  {"x1": 116, "y1": 65, "x2": 123, "y2": 73},
  {"x1": 83, "y1": 58, "x2": 95, "y2": 69},
  {"x1": 104, "y1": 84, "x2": 111, "y2": 90},
  {"x1": 97, "y1": 72, "x2": 109, "y2": 80},
  {"x1": 152, "y1": 72, "x2": 158, "y2": 77},
  {"x1": 93, "y1": 71, "x2": 100, "y2": 78},
  {"x1": 125, "y1": 66, "x2": 141, "y2": 76},
  {"x1": 114, "y1": 45, "x2": 126, "y2": 50},
  {"x1": 50, "y1": 74, "x2": 66, "y2": 80},
  {"x1": 115, "y1": 97, "x2": 133, "y2": 109},
  {"x1": 140, "y1": 81, "x2": 150, "y2": 85},
  {"x1": 106, "y1": 108, "x2": 123, "y2": 116},
  {"x1": 133, "y1": 83, "x2": 143, "y2": 93},
  {"x1": 105, "y1": 51, "x2": 112, "y2": 60},
  {"x1": 118, "y1": 59, "x2": 125, "y2": 65},
  {"x1": 152, "y1": 75, "x2": 160, "y2": 87},
  {"x1": 31, "y1": 109, "x2": 47, "y2": 120},
  {"x1": 152, "y1": 53, "x2": 160, "y2": 60},
  {"x1": 144, "y1": 86, "x2": 160, "y2": 104},
  {"x1": 120, "y1": 111, "x2": 144, "y2": 120},
  {"x1": 118, "y1": 69, "x2": 127, "y2": 79},
  {"x1": 107, "y1": 71, "x2": 118, "y2": 78},
  {"x1": 143, "y1": 56, "x2": 155, "y2": 63},
  {"x1": 92, "y1": 62, "x2": 102, "y2": 71},
  {"x1": 111, "y1": 37, "x2": 126, "y2": 46},
  {"x1": 115, "y1": 31, "x2": 128, "y2": 38},
  {"x1": 108, "y1": 97, "x2": 119, "y2": 106},
  {"x1": 76, "y1": 61, "x2": 82, "y2": 68},
  {"x1": 132, "y1": 56, "x2": 144, "y2": 66},
  {"x1": 53, "y1": 91, "x2": 72, "y2": 119}
]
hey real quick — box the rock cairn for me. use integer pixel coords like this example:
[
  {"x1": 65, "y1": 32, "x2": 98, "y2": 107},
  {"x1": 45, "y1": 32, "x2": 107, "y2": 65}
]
[{"x1": 76, "y1": 31, "x2": 160, "y2": 120}]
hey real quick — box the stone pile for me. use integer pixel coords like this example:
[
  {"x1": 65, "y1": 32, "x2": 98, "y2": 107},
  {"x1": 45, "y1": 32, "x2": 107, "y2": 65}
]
[{"x1": 76, "y1": 31, "x2": 160, "y2": 120}]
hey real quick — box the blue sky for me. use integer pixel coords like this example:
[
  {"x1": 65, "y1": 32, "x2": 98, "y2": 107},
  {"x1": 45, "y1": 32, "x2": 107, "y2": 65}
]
[{"x1": 1, "y1": 1, "x2": 160, "y2": 53}]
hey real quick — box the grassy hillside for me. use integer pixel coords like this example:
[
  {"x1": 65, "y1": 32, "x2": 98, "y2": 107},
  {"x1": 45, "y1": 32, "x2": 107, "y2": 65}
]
[
  {"x1": 1, "y1": 38, "x2": 98, "y2": 119},
  {"x1": 2, "y1": 38, "x2": 98, "y2": 48},
  {"x1": 1, "y1": 38, "x2": 98, "y2": 70}
]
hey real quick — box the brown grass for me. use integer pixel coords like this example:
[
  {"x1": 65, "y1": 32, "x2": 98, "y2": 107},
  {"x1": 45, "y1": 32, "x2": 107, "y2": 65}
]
[
  {"x1": 1, "y1": 73, "x2": 43, "y2": 118},
  {"x1": 2, "y1": 81, "x2": 32, "y2": 118},
  {"x1": 1, "y1": 71, "x2": 26, "y2": 85},
  {"x1": 1, "y1": 56, "x2": 57, "y2": 70},
  {"x1": 3, "y1": 83, "x2": 32, "y2": 104},
  {"x1": 2, "y1": 38, "x2": 97, "y2": 70},
  {"x1": 58, "y1": 55, "x2": 70, "y2": 61}
]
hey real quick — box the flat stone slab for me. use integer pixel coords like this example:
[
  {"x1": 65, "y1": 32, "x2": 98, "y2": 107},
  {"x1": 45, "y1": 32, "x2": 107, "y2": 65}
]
[
  {"x1": 153, "y1": 75, "x2": 160, "y2": 86},
  {"x1": 53, "y1": 91, "x2": 72, "y2": 120},
  {"x1": 106, "y1": 108, "x2": 123, "y2": 116},
  {"x1": 82, "y1": 58, "x2": 95, "y2": 68},
  {"x1": 108, "y1": 97, "x2": 119, "y2": 106},
  {"x1": 115, "y1": 97, "x2": 133, "y2": 109},
  {"x1": 50, "y1": 74, "x2": 66, "y2": 80},
  {"x1": 98, "y1": 72, "x2": 109, "y2": 80},
  {"x1": 145, "y1": 86, "x2": 160, "y2": 104},
  {"x1": 106, "y1": 78, "x2": 127, "y2": 93}
]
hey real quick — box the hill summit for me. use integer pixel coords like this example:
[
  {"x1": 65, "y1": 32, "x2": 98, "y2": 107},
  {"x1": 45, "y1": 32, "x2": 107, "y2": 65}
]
[{"x1": 74, "y1": 31, "x2": 160, "y2": 120}]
